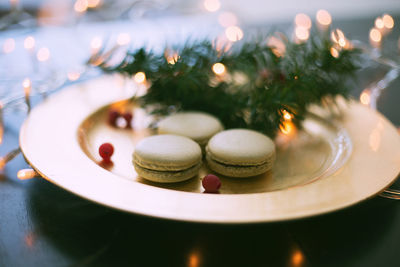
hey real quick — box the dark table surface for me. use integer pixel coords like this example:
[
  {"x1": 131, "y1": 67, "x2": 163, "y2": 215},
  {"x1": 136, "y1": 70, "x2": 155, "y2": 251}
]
[{"x1": 1, "y1": 14, "x2": 400, "y2": 267}]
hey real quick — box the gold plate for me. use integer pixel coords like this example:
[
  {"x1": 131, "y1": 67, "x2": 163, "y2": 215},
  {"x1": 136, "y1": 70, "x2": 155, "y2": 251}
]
[{"x1": 20, "y1": 76, "x2": 400, "y2": 223}]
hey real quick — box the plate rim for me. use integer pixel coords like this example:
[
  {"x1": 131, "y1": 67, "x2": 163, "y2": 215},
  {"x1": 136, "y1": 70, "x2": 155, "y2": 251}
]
[{"x1": 19, "y1": 76, "x2": 400, "y2": 223}]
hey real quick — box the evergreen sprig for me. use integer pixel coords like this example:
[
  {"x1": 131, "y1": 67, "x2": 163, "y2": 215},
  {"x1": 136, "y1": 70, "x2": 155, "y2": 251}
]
[{"x1": 96, "y1": 31, "x2": 361, "y2": 137}]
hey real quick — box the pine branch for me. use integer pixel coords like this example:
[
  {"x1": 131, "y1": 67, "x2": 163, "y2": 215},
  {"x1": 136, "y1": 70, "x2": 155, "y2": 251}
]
[{"x1": 96, "y1": 30, "x2": 362, "y2": 137}]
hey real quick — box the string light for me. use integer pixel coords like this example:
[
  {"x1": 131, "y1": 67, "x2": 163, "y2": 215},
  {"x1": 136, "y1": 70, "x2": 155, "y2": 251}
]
[
  {"x1": 295, "y1": 27, "x2": 309, "y2": 42},
  {"x1": 375, "y1": 17, "x2": 384, "y2": 29},
  {"x1": 74, "y1": 0, "x2": 88, "y2": 13},
  {"x1": 316, "y1": 10, "x2": 332, "y2": 28},
  {"x1": 90, "y1": 37, "x2": 103, "y2": 53},
  {"x1": 369, "y1": 28, "x2": 382, "y2": 44},
  {"x1": 0, "y1": 148, "x2": 21, "y2": 171},
  {"x1": 24, "y1": 36, "x2": 35, "y2": 50},
  {"x1": 267, "y1": 36, "x2": 286, "y2": 57},
  {"x1": 67, "y1": 71, "x2": 81, "y2": 81},
  {"x1": 134, "y1": 72, "x2": 146, "y2": 84},
  {"x1": 330, "y1": 29, "x2": 347, "y2": 48},
  {"x1": 291, "y1": 249, "x2": 305, "y2": 267},
  {"x1": 17, "y1": 169, "x2": 38, "y2": 180},
  {"x1": 360, "y1": 90, "x2": 370, "y2": 105},
  {"x1": 282, "y1": 109, "x2": 292, "y2": 121},
  {"x1": 330, "y1": 47, "x2": 339, "y2": 58},
  {"x1": 23, "y1": 78, "x2": 32, "y2": 112},
  {"x1": 295, "y1": 13, "x2": 312, "y2": 30},
  {"x1": 87, "y1": 0, "x2": 100, "y2": 8},
  {"x1": 3, "y1": 38, "x2": 15, "y2": 54},
  {"x1": 212, "y1": 63, "x2": 226, "y2": 75},
  {"x1": 280, "y1": 121, "x2": 295, "y2": 135},
  {"x1": 382, "y1": 14, "x2": 394, "y2": 29},
  {"x1": 225, "y1": 26, "x2": 243, "y2": 42},
  {"x1": 36, "y1": 47, "x2": 50, "y2": 62},
  {"x1": 166, "y1": 53, "x2": 179, "y2": 64},
  {"x1": 204, "y1": 0, "x2": 220, "y2": 12}
]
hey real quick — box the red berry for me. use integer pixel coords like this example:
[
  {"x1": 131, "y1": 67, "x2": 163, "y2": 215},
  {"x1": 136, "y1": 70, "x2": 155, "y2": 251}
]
[
  {"x1": 99, "y1": 143, "x2": 114, "y2": 162},
  {"x1": 202, "y1": 174, "x2": 221, "y2": 193},
  {"x1": 108, "y1": 110, "x2": 120, "y2": 127},
  {"x1": 122, "y1": 112, "x2": 133, "y2": 128}
]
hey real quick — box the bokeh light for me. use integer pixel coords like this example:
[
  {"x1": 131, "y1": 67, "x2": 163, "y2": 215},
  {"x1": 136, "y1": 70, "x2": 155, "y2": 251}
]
[
  {"x1": 134, "y1": 72, "x2": 146, "y2": 84},
  {"x1": 295, "y1": 27, "x2": 309, "y2": 41},
  {"x1": 330, "y1": 47, "x2": 339, "y2": 58},
  {"x1": 17, "y1": 169, "x2": 37, "y2": 180},
  {"x1": 87, "y1": 0, "x2": 101, "y2": 8},
  {"x1": 382, "y1": 14, "x2": 394, "y2": 29},
  {"x1": 212, "y1": 63, "x2": 226, "y2": 75},
  {"x1": 375, "y1": 17, "x2": 384, "y2": 29},
  {"x1": 225, "y1": 26, "x2": 244, "y2": 42},
  {"x1": 74, "y1": 0, "x2": 88, "y2": 13},
  {"x1": 360, "y1": 90, "x2": 370, "y2": 105},
  {"x1": 3, "y1": 38, "x2": 15, "y2": 54},
  {"x1": 369, "y1": 28, "x2": 382, "y2": 42},
  {"x1": 24, "y1": 36, "x2": 35, "y2": 50},
  {"x1": 295, "y1": 13, "x2": 312, "y2": 30},
  {"x1": 316, "y1": 10, "x2": 332, "y2": 26},
  {"x1": 36, "y1": 47, "x2": 50, "y2": 61},
  {"x1": 204, "y1": 0, "x2": 220, "y2": 12}
]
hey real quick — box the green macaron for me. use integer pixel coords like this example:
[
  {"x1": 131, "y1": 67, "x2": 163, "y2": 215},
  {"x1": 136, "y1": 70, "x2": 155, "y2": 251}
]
[
  {"x1": 133, "y1": 134, "x2": 202, "y2": 183},
  {"x1": 206, "y1": 129, "x2": 276, "y2": 177},
  {"x1": 157, "y1": 112, "x2": 223, "y2": 148}
]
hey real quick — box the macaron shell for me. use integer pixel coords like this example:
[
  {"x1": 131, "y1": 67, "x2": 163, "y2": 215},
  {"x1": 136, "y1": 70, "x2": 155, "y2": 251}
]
[
  {"x1": 134, "y1": 161, "x2": 202, "y2": 183},
  {"x1": 206, "y1": 129, "x2": 275, "y2": 166},
  {"x1": 206, "y1": 153, "x2": 275, "y2": 178},
  {"x1": 134, "y1": 134, "x2": 202, "y2": 171},
  {"x1": 157, "y1": 112, "x2": 223, "y2": 143}
]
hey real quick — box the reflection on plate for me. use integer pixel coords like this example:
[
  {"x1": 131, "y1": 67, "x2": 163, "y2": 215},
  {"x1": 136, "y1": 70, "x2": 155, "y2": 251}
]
[
  {"x1": 78, "y1": 99, "x2": 352, "y2": 194},
  {"x1": 20, "y1": 76, "x2": 400, "y2": 223}
]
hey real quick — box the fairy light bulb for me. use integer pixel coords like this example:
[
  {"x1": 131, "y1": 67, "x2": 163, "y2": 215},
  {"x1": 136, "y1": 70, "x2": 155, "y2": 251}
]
[
  {"x1": 295, "y1": 13, "x2": 312, "y2": 30},
  {"x1": 295, "y1": 27, "x2": 309, "y2": 42},
  {"x1": 316, "y1": 10, "x2": 332, "y2": 28},
  {"x1": 90, "y1": 37, "x2": 102, "y2": 53},
  {"x1": 17, "y1": 169, "x2": 38, "y2": 180},
  {"x1": 382, "y1": 14, "x2": 394, "y2": 29},
  {"x1": 204, "y1": 0, "x2": 220, "y2": 12},
  {"x1": 74, "y1": 0, "x2": 88, "y2": 13},
  {"x1": 375, "y1": 17, "x2": 384, "y2": 29},
  {"x1": 225, "y1": 26, "x2": 244, "y2": 42},
  {"x1": 67, "y1": 71, "x2": 81, "y2": 81},
  {"x1": 87, "y1": 0, "x2": 100, "y2": 8},
  {"x1": 3, "y1": 38, "x2": 15, "y2": 54},
  {"x1": 24, "y1": 36, "x2": 35, "y2": 50},
  {"x1": 134, "y1": 72, "x2": 146, "y2": 84},
  {"x1": 369, "y1": 28, "x2": 382, "y2": 46},
  {"x1": 212, "y1": 63, "x2": 226, "y2": 75},
  {"x1": 36, "y1": 47, "x2": 50, "y2": 62},
  {"x1": 360, "y1": 90, "x2": 370, "y2": 105},
  {"x1": 330, "y1": 47, "x2": 339, "y2": 58},
  {"x1": 282, "y1": 109, "x2": 292, "y2": 121}
]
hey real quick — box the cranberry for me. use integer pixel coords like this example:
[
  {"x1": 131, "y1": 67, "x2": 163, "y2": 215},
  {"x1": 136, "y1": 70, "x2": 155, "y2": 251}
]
[
  {"x1": 99, "y1": 143, "x2": 114, "y2": 162},
  {"x1": 202, "y1": 174, "x2": 221, "y2": 193},
  {"x1": 122, "y1": 112, "x2": 133, "y2": 128},
  {"x1": 108, "y1": 110, "x2": 120, "y2": 127}
]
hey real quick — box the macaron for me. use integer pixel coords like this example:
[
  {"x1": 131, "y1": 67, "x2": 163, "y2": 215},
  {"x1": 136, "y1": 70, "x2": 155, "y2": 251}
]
[
  {"x1": 205, "y1": 129, "x2": 276, "y2": 177},
  {"x1": 157, "y1": 112, "x2": 223, "y2": 148},
  {"x1": 133, "y1": 134, "x2": 202, "y2": 183}
]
